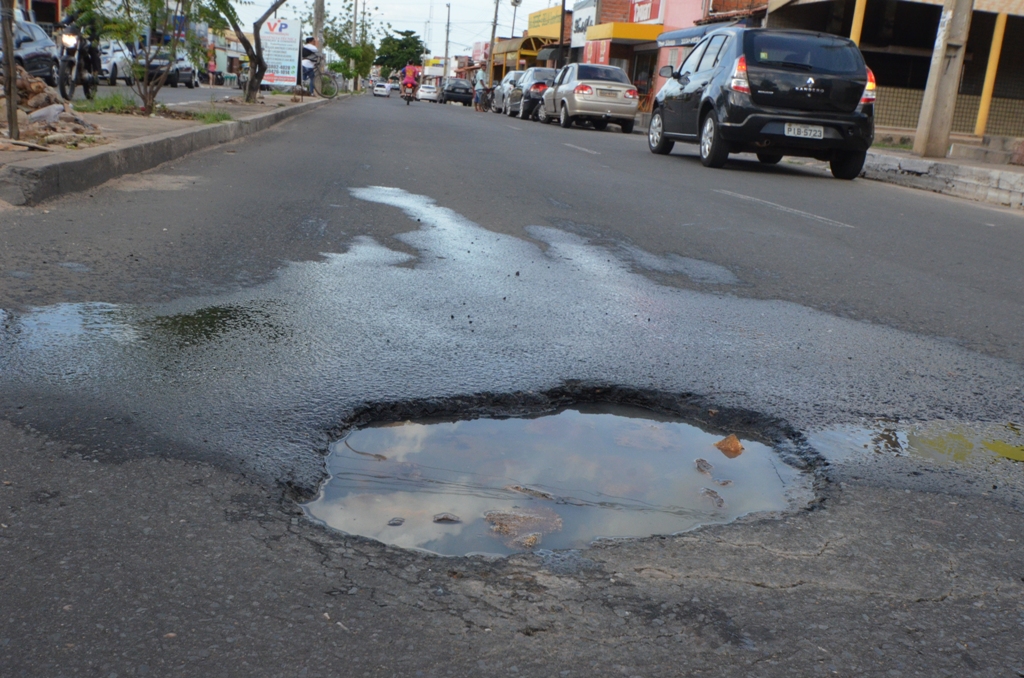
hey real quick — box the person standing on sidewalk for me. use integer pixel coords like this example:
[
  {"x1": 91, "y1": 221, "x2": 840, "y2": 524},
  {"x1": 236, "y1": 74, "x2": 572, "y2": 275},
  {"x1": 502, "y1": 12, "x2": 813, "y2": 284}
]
[
  {"x1": 301, "y1": 37, "x2": 319, "y2": 95},
  {"x1": 473, "y1": 68, "x2": 487, "y2": 112}
]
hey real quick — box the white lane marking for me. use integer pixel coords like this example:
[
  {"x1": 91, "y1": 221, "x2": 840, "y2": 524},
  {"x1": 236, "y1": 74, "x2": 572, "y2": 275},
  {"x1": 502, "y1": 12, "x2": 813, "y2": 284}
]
[
  {"x1": 714, "y1": 190, "x2": 854, "y2": 228},
  {"x1": 564, "y1": 143, "x2": 600, "y2": 155},
  {"x1": 507, "y1": 125, "x2": 522, "y2": 130}
]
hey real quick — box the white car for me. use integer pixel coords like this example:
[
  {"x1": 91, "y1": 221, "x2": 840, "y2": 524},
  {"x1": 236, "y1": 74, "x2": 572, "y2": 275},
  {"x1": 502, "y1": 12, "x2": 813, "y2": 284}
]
[
  {"x1": 373, "y1": 82, "x2": 390, "y2": 97},
  {"x1": 100, "y1": 40, "x2": 134, "y2": 86},
  {"x1": 416, "y1": 84, "x2": 440, "y2": 103}
]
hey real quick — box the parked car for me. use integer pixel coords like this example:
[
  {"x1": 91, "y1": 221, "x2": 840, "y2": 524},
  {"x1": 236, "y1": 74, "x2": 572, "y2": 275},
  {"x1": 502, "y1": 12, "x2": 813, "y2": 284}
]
[
  {"x1": 491, "y1": 70, "x2": 523, "y2": 114},
  {"x1": 99, "y1": 40, "x2": 134, "y2": 86},
  {"x1": 138, "y1": 50, "x2": 196, "y2": 88},
  {"x1": 647, "y1": 27, "x2": 874, "y2": 179},
  {"x1": 537, "y1": 63, "x2": 638, "y2": 133},
  {"x1": 505, "y1": 67, "x2": 556, "y2": 119},
  {"x1": 0, "y1": 16, "x2": 58, "y2": 85},
  {"x1": 416, "y1": 83, "x2": 440, "y2": 102},
  {"x1": 440, "y1": 78, "x2": 473, "y2": 106},
  {"x1": 373, "y1": 81, "x2": 391, "y2": 97}
]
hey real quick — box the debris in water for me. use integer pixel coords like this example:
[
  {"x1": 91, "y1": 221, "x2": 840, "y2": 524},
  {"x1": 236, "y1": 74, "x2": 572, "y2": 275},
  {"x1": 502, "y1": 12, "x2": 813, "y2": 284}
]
[
  {"x1": 505, "y1": 484, "x2": 555, "y2": 500},
  {"x1": 433, "y1": 512, "x2": 461, "y2": 524},
  {"x1": 700, "y1": 487, "x2": 725, "y2": 508},
  {"x1": 484, "y1": 507, "x2": 563, "y2": 548},
  {"x1": 694, "y1": 458, "x2": 713, "y2": 475},
  {"x1": 345, "y1": 440, "x2": 387, "y2": 461},
  {"x1": 387, "y1": 517, "x2": 405, "y2": 527},
  {"x1": 511, "y1": 532, "x2": 543, "y2": 549},
  {"x1": 713, "y1": 479, "x2": 733, "y2": 487},
  {"x1": 714, "y1": 434, "x2": 744, "y2": 458}
]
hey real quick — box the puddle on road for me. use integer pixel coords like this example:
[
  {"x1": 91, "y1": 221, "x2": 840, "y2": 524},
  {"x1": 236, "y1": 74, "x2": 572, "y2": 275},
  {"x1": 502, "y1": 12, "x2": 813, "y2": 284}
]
[
  {"x1": 304, "y1": 405, "x2": 801, "y2": 556},
  {"x1": 809, "y1": 419, "x2": 1024, "y2": 464}
]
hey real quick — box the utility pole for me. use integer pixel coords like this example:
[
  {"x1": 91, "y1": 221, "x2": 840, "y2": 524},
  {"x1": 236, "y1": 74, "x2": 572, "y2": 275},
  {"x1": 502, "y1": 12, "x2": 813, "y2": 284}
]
[
  {"x1": 486, "y1": 0, "x2": 499, "y2": 86},
  {"x1": 1, "y1": 0, "x2": 17, "y2": 141},
  {"x1": 511, "y1": 0, "x2": 521, "y2": 38},
  {"x1": 443, "y1": 3, "x2": 451, "y2": 84},
  {"x1": 913, "y1": 0, "x2": 973, "y2": 158},
  {"x1": 558, "y1": 0, "x2": 566, "y2": 67}
]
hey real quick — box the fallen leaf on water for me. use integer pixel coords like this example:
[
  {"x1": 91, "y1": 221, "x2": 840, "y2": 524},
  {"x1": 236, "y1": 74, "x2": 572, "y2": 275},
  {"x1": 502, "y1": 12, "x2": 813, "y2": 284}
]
[{"x1": 714, "y1": 434, "x2": 744, "y2": 458}]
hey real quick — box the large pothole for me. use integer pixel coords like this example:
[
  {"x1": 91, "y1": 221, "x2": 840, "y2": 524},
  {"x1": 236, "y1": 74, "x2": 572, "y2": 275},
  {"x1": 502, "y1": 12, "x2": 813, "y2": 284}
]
[{"x1": 304, "y1": 398, "x2": 817, "y2": 556}]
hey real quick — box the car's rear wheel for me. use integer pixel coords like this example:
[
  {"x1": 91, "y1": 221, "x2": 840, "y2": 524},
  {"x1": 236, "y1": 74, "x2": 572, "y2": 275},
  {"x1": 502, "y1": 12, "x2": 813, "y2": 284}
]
[
  {"x1": 108, "y1": 65, "x2": 118, "y2": 87},
  {"x1": 506, "y1": 100, "x2": 516, "y2": 116},
  {"x1": 648, "y1": 111, "x2": 674, "y2": 155},
  {"x1": 756, "y1": 153, "x2": 783, "y2": 165},
  {"x1": 620, "y1": 119, "x2": 634, "y2": 134},
  {"x1": 830, "y1": 150, "x2": 866, "y2": 180},
  {"x1": 559, "y1": 103, "x2": 573, "y2": 129},
  {"x1": 537, "y1": 104, "x2": 550, "y2": 123},
  {"x1": 699, "y1": 111, "x2": 729, "y2": 168}
]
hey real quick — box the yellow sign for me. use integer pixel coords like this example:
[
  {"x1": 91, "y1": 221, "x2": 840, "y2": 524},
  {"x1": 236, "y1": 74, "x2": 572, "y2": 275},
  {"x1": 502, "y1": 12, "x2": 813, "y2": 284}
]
[{"x1": 528, "y1": 7, "x2": 563, "y2": 38}]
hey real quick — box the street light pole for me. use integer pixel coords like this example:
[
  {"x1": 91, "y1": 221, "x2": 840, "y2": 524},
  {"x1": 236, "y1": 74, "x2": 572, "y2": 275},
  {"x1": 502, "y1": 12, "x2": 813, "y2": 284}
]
[{"x1": 558, "y1": 0, "x2": 566, "y2": 67}]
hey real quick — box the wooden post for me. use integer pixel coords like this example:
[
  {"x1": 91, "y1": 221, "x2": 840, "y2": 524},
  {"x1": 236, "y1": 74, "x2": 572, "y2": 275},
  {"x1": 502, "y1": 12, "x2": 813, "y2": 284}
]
[
  {"x1": 486, "y1": 0, "x2": 498, "y2": 86},
  {"x1": 974, "y1": 12, "x2": 1006, "y2": 137},
  {"x1": 849, "y1": 0, "x2": 868, "y2": 45},
  {"x1": 913, "y1": 0, "x2": 974, "y2": 158}
]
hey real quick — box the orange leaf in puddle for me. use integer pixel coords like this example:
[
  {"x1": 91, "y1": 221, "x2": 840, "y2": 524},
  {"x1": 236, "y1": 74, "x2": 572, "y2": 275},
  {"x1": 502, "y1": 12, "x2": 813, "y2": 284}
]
[{"x1": 714, "y1": 435, "x2": 744, "y2": 458}]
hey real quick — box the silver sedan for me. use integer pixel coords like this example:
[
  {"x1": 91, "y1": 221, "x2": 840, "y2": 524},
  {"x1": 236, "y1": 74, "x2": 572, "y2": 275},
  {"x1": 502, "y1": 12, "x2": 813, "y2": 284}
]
[{"x1": 538, "y1": 63, "x2": 639, "y2": 133}]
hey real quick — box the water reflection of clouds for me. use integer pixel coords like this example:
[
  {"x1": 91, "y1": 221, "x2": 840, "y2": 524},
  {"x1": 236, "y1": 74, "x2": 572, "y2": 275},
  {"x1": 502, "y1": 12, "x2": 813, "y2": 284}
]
[{"x1": 310, "y1": 409, "x2": 801, "y2": 555}]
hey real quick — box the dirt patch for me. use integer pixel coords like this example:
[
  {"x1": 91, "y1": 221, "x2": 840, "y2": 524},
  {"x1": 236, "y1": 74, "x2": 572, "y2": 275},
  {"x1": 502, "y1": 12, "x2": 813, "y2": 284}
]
[{"x1": 109, "y1": 174, "x2": 203, "y2": 192}]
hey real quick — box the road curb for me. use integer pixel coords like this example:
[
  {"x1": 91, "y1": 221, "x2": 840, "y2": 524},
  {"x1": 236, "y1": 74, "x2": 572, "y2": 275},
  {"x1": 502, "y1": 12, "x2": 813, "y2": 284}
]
[
  {"x1": 862, "y1": 151, "x2": 1024, "y2": 210},
  {"x1": 0, "y1": 98, "x2": 334, "y2": 206}
]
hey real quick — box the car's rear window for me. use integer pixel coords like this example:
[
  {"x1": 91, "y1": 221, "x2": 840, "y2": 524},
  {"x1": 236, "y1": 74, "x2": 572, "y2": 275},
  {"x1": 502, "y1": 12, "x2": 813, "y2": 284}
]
[
  {"x1": 449, "y1": 79, "x2": 470, "y2": 87},
  {"x1": 744, "y1": 32, "x2": 864, "y2": 75},
  {"x1": 530, "y1": 69, "x2": 556, "y2": 80},
  {"x1": 577, "y1": 65, "x2": 631, "y2": 84}
]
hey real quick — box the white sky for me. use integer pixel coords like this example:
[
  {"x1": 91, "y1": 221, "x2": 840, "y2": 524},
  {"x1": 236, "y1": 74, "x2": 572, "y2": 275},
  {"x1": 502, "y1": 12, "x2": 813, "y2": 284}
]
[{"x1": 239, "y1": 0, "x2": 566, "y2": 57}]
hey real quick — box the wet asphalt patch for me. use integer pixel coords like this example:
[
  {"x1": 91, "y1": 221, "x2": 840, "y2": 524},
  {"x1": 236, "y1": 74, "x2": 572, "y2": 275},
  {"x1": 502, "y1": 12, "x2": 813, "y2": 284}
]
[{"x1": 0, "y1": 186, "x2": 1022, "y2": 505}]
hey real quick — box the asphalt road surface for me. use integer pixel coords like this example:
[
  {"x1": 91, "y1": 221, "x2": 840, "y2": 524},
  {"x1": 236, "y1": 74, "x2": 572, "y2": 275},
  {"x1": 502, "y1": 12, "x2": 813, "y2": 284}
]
[{"x1": 1, "y1": 94, "x2": 1022, "y2": 677}]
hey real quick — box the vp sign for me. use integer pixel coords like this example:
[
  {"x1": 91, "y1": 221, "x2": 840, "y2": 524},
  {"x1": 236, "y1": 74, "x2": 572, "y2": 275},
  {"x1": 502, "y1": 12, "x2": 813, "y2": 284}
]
[{"x1": 259, "y1": 18, "x2": 301, "y2": 86}]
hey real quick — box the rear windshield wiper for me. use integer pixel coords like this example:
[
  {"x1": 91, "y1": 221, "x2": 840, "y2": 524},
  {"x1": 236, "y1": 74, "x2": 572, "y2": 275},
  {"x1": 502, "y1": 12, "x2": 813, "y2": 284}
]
[{"x1": 756, "y1": 60, "x2": 814, "y2": 71}]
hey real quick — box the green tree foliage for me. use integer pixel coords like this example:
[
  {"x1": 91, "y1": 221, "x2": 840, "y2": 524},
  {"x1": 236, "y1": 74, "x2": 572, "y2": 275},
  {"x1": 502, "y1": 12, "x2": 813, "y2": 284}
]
[{"x1": 374, "y1": 30, "x2": 426, "y2": 78}]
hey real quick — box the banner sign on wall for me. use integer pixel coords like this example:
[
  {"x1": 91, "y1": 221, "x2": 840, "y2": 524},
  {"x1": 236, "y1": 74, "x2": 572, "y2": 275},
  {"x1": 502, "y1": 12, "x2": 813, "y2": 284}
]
[
  {"x1": 571, "y1": 0, "x2": 597, "y2": 49},
  {"x1": 630, "y1": 0, "x2": 662, "y2": 23},
  {"x1": 259, "y1": 18, "x2": 301, "y2": 86}
]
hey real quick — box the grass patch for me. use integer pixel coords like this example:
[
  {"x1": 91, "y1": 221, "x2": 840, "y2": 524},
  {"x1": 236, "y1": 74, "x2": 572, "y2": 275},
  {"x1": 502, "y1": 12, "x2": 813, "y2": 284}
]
[
  {"x1": 72, "y1": 92, "x2": 138, "y2": 114},
  {"x1": 192, "y1": 110, "x2": 232, "y2": 124}
]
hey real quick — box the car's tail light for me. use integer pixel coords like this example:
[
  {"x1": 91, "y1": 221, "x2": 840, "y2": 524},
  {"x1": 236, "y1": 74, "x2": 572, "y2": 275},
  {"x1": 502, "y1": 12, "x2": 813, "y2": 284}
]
[
  {"x1": 729, "y1": 55, "x2": 750, "y2": 94},
  {"x1": 574, "y1": 84, "x2": 593, "y2": 95},
  {"x1": 624, "y1": 89, "x2": 639, "y2": 99},
  {"x1": 860, "y1": 67, "x2": 876, "y2": 105},
  {"x1": 530, "y1": 82, "x2": 547, "y2": 93}
]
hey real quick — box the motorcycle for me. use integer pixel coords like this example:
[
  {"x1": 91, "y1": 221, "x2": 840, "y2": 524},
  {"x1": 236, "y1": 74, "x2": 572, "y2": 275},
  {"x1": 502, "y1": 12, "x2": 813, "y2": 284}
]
[
  {"x1": 58, "y1": 25, "x2": 99, "y2": 101},
  {"x1": 401, "y1": 83, "x2": 416, "y2": 105}
]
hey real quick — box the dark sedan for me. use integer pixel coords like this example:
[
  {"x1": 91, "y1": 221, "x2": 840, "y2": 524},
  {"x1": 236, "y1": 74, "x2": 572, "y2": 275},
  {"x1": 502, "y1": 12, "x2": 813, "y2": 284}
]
[
  {"x1": 440, "y1": 78, "x2": 473, "y2": 106},
  {"x1": 0, "y1": 18, "x2": 58, "y2": 84},
  {"x1": 505, "y1": 67, "x2": 556, "y2": 120},
  {"x1": 648, "y1": 27, "x2": 874, "y2": 179}
]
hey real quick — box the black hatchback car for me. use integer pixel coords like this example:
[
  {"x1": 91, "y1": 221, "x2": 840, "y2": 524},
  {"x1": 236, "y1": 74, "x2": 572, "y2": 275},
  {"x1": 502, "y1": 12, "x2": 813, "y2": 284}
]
[
  {"x1": 440, "y1": 78, "x2": 474, "y2": 106},
  {"x1": 648, "y1": 27, "x2": 874, "y2": 179},
  {"x1": 506, "y1": 67, "x2": 556, "y2": 119},
  {"x1": 0, "y1": 17, "x2": 58, "y2": 84}
]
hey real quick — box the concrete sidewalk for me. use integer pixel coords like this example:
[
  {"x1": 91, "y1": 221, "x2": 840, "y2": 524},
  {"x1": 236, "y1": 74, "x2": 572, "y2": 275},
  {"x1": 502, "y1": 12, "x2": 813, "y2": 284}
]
[{"x1": 0, "y1": 96, "x2": 334, "y2": 205}]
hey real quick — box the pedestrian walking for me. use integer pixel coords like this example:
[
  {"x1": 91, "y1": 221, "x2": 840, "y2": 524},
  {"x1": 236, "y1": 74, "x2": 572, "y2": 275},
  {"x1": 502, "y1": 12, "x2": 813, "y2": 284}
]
[{"x1": 474, "y1": 68, "x2": 487, "y2": 112}]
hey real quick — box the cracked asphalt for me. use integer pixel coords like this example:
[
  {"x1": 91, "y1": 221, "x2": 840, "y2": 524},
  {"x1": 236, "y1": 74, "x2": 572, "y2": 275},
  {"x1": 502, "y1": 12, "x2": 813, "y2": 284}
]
[{"x1": 2, "y1": 95, "x2": 1023, "y2": 676}]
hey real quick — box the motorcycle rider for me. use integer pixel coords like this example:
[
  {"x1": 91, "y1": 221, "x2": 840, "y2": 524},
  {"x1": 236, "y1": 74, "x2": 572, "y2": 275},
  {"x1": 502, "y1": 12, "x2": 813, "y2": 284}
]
[
  {"x1": 61, "y1": 3, "x2": 103, "y2": 80},
  {"x1": 400, "y1": 60, "x2": 420, "y2": 98}
]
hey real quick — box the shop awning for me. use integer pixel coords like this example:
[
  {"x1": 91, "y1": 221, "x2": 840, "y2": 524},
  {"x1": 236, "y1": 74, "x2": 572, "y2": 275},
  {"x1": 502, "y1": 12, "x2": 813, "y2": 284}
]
[
  {"x1": 585, "y1": 22, "x2": 665, "y2": 45},
  {"x1": 536, "y1": 44, "x2": 568, "y2": 61},
  {"x1": 657, "y1": 22, "x2": 738, "y2": 48}
]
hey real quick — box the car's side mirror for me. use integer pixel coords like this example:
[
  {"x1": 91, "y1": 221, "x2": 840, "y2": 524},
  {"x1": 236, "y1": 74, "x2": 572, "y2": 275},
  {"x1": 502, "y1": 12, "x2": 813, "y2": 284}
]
[{"x1": 658, "y1": 65, "x2": 674, "y2": 78}]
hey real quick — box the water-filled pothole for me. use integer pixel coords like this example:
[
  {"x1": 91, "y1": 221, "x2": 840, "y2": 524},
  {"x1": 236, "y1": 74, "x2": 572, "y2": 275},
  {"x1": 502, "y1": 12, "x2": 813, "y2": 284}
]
[{"x1": 304, "y1": 404, "x2": 802, "y2": 556}]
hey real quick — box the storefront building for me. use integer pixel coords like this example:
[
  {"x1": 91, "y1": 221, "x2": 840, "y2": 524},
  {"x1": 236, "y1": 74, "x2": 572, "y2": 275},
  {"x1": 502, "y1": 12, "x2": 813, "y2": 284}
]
[
  {"x1": 766, "y1": 0, "x2": 1024, "y2": 137},
  {"x1": 581, "y1": 0, "x2": 666, "y2": 100}
]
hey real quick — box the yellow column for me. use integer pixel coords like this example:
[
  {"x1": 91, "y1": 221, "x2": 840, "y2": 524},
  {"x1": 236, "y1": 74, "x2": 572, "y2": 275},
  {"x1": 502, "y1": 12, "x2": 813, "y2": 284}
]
[
  {"x1": 975, "y1": 12, "x2": 1007, "y2": 137},
  {"x1": 850, "y1": 0, "x2": 868, "y2": 45}
]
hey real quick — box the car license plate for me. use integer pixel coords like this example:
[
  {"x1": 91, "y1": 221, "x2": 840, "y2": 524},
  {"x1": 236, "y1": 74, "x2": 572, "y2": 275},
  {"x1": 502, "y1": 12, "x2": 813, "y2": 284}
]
[
  {"x1": 784, "y1": 123, "x2": 824, "y2": 139},
  {"x1": 599, "y1": 89, "x2": 618, "y2": 98}
]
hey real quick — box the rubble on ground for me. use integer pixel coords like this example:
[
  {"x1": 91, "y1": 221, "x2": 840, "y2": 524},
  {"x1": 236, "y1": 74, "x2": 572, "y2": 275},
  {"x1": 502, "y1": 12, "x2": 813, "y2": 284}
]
[
  {"x1": 1, "y1": 66, "x2": 103, "y2": 148},
  {"x1": 484, "y1": 507, "x2": 562, "y2": 550}
]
